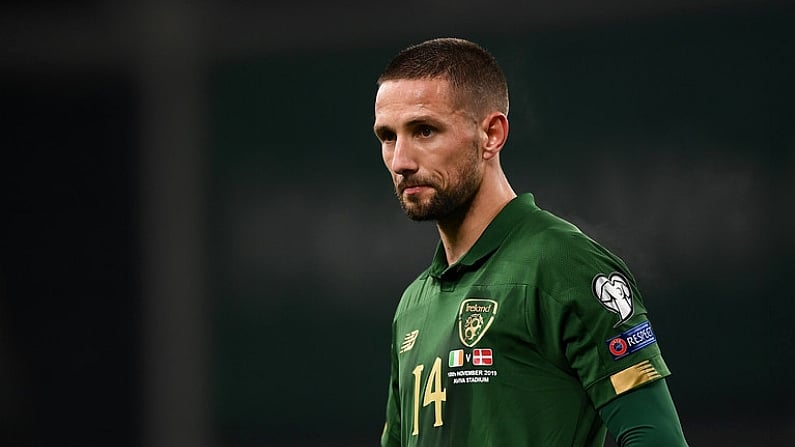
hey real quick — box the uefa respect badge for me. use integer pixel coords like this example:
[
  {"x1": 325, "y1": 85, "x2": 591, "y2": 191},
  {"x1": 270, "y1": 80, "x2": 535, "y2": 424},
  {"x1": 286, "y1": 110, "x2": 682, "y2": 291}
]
[{"x1": 606, "y1": 321, "x2": 658, "y2": 360}]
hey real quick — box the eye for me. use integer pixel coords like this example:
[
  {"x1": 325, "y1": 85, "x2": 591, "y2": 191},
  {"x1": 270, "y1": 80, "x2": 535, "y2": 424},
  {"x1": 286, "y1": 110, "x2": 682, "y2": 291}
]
[
  {"x1": 417, "y1": 125, "x2": 434, "y2": 138},
  {"x1": 377, "y1": 130, "x2": 396, "y2": 143}
]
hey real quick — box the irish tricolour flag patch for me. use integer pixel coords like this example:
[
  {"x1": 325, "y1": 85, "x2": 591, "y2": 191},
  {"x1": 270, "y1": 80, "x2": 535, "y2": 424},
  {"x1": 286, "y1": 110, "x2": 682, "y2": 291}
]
[{"x1": 449, "y1": 349, "x2": 465, "y2": 367}]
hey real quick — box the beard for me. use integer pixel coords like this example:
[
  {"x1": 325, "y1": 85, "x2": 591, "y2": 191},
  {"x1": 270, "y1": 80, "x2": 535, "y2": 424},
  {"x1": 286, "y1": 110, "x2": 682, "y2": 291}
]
[{"x1": 395, "y1": 143, "x2": 481, "y2": 221}]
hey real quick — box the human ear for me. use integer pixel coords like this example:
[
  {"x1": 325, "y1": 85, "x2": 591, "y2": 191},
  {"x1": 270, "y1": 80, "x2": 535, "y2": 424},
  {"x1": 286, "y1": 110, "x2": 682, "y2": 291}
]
[{"x1": 481, "y1": 112, "x2": 509, "y2": 160}]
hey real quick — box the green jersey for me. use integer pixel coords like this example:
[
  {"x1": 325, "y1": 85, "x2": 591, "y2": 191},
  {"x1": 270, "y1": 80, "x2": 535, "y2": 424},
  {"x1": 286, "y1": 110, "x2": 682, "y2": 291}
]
[{"x1": 381, "y1": 193, "x2": 671, "y2": 447}]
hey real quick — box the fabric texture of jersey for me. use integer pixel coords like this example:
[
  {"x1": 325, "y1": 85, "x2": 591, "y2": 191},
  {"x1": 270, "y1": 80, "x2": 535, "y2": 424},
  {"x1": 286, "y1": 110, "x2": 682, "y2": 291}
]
[{"x1": 381, "y1": 193, "x2": 671, "y2": 447}]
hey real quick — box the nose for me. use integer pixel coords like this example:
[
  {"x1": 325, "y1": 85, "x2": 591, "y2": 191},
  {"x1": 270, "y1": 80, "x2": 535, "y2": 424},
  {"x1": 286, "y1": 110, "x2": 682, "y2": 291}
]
[{"x1": 390, "y1": 136, "x2": 418, "y2": 176}]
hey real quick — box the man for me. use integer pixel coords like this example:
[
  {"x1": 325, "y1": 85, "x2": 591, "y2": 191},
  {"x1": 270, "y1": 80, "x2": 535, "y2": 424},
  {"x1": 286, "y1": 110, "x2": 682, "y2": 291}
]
[{"x1": 373, "y1": 37, "x2": 688, "y2": 446}]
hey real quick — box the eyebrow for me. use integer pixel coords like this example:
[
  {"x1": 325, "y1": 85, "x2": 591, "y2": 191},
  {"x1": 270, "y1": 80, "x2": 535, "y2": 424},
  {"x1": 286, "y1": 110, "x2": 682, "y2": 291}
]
[
  {"x1": 384, "y1": 114, "x2": 440, "y2": 130},
  {"x1": 373, "y1": 125, "x2": 390, "y2": 139},
  {"x1": 375, "y1": 113, "x2": 434, "y2": 131},
  {"x1": 404, "y1": 114, "x2": 439, "y2": 126}
]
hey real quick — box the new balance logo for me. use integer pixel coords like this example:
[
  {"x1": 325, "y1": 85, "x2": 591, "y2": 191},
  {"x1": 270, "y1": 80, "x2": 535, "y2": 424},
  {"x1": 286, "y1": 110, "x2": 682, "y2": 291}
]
[{"x1": 399, "y1": 330, "x2": 419, "y2": 353}]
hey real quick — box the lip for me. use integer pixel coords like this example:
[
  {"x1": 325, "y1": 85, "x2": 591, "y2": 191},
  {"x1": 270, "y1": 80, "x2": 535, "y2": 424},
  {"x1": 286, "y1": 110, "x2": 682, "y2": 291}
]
[{"x1": 402, "y1": 185, "x2": 428, "y2": 195}]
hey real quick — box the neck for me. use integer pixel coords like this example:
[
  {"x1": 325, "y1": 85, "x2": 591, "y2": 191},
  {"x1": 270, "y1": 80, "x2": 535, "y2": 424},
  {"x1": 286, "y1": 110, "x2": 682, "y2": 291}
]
[{"x1": 437, "y1": 171, "x2": 516, "y2": 265}]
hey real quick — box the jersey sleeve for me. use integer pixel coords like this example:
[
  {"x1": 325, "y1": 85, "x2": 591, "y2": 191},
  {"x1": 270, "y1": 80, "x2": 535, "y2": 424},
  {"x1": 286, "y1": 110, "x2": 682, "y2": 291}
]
[
  {"x1": 380, "y1": 324, "x2": 402, "y2": 447},
  {"x1": 534, "y1": 229, "x2": 671, "y2": 410},
  {"x1": 599, "y1": 379, "x2": 689, "y2": 446}
]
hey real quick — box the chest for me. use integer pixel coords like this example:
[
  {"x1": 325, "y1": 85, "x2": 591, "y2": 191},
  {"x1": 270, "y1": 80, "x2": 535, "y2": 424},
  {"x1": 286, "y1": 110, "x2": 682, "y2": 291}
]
[{"x1": 394, "y1": 278, "x2": 532, "y2": 380}]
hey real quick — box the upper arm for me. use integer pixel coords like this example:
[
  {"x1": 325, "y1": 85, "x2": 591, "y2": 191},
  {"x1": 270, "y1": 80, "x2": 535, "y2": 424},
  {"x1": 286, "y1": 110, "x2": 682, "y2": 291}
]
[{"x1": 599, "y1": 379, "x2": 689, "y2": 447}]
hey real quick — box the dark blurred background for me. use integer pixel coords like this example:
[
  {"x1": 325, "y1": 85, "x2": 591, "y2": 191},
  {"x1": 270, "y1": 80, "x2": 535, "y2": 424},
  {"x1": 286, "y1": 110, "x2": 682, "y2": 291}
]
[{"x1": 1, "y1": 1, "x2": 793, "y2": 446}]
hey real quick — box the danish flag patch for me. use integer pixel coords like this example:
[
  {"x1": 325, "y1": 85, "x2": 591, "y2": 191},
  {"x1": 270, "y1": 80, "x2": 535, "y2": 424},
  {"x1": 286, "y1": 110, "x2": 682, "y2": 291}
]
[{"x1": 472, "y1": 348, "x2": 493, "y2": 366}]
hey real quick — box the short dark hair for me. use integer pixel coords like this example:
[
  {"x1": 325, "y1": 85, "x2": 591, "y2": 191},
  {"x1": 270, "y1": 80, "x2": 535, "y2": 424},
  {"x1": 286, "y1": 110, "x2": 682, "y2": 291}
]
[{"x1": 377, "y1": 37, "x2": 509, "y2": 116}]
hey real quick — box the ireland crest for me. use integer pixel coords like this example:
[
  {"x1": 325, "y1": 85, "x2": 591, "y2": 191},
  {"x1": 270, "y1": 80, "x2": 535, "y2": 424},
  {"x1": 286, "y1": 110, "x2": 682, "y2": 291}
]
[{"x1": 458, "y1": 298, "x2": 498, "y2": 347}]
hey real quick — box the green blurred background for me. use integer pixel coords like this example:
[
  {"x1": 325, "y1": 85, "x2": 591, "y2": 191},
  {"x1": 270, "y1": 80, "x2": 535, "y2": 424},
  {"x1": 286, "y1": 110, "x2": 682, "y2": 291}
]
[{"x1": 2, "y1": 1, "x2": 793, "y2": 446}]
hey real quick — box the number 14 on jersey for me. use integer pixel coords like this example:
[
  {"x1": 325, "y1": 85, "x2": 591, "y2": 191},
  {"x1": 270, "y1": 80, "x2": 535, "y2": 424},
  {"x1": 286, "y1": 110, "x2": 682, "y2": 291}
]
[{"x1": 411, "y1": 357, "x2": 447, "y2": 436}]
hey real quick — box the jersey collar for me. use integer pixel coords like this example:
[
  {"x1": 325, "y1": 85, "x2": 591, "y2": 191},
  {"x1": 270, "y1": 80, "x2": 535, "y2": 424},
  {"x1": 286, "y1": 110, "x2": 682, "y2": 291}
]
[{"x1": 428, "y1": 193, "x2": 539, "y2": 278}]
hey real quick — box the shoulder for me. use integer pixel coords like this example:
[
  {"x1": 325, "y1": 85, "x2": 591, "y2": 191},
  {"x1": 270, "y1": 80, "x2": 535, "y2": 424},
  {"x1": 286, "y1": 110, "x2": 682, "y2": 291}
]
[
  {"x1": 393, "y1": 267, "x2": 432, "y2": 314},
  {"x1": 502, "y1": 206, "x2": 604, "y2": 264},
  {"x1": 506, "y1": 208, "x2": 637, "y2": 304}
]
